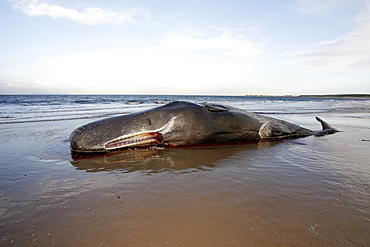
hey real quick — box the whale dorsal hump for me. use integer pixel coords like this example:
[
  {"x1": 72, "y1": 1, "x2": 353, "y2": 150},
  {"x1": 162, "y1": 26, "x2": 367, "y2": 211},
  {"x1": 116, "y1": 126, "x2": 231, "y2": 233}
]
[{"x1": 204, "y1": 104, "x2": 230, "y2": 112}]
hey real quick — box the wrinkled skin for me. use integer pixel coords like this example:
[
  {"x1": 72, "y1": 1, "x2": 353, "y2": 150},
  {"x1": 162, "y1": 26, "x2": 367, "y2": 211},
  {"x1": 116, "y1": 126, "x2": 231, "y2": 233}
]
[{"x1": 70, "y1": 101, "x2": 336, "y2": 153}]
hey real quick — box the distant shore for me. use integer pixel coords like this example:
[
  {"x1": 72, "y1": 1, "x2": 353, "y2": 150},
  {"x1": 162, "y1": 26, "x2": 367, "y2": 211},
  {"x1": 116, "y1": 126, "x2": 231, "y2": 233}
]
[
  {"x1": 245, "y1": 94, "x2": 370, "y2": 98},
  {"x1": 298, "y1": 94, "x2": 370, "y2": 98}
]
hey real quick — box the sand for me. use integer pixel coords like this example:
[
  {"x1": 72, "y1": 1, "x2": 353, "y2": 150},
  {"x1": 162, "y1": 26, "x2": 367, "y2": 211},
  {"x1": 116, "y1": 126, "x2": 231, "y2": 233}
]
[{"x1": 1, "y1": 109, "x2": 370, "y2": 246}]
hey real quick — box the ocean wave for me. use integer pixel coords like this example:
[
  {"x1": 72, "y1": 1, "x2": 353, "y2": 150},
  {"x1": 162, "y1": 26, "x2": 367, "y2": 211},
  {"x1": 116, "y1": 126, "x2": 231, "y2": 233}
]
[{"x1": 0, "y1": 113, "x2": 121, "y2": 124}]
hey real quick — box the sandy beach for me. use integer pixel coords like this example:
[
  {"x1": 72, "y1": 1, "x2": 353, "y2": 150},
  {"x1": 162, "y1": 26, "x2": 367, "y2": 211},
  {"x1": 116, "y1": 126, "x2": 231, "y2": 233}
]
[{"x1": 1, "y1": 96, "x2": 370, "y2": 246}]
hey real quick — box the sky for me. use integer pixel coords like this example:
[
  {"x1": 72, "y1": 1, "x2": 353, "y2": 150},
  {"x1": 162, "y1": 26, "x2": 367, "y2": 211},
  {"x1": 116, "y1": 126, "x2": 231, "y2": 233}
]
[{"x1": 1, "y1": 0, "x2": 370, "y2": 95}]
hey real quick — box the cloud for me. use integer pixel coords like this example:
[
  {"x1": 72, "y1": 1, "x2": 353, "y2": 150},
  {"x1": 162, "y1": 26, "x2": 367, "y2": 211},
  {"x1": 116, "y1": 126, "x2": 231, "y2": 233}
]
[
  {"x1": 290, "y1": 0, "x2": 370, "y2": 70},
  {"x1": 0, "y1": 42, "x2": 261, "y2": 94},
  {"x1": 153, "y1": 32, "x2": 261, "y2": 57},
  {"x1": 11, "y1": 0, "x2": 149, "y2": 25}
]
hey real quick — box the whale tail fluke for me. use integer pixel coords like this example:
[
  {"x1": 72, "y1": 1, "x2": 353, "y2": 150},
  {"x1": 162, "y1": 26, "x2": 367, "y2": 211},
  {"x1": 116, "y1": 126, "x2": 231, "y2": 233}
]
[{"x1": 314, "y1": 117, "x2": 338, "y2": 136}]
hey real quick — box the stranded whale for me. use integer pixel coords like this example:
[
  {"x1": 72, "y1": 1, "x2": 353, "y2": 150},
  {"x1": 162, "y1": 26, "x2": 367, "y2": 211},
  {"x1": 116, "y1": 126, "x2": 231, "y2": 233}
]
[{"x1": 70, "y1": 101, "x2": 337, "y2": 153}]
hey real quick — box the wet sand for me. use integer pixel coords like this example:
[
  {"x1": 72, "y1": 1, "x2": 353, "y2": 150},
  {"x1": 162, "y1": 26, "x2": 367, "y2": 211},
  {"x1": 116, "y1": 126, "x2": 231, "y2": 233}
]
[{"x1": 1, "y1": 113, "x2": 370, "y2": 246}]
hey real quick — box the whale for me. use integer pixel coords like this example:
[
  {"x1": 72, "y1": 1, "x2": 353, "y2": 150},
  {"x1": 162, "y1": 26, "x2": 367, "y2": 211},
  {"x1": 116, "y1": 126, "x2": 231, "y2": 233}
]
[{"x1": 70, "y1": 101, "x2": 337, "y2": 153}]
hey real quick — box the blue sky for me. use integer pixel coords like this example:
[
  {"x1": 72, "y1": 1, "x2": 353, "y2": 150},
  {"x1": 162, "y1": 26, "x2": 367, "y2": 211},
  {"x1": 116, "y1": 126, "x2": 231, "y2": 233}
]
[{"x1": 1, "y1": 0, "x2": 369, "y2": 95}]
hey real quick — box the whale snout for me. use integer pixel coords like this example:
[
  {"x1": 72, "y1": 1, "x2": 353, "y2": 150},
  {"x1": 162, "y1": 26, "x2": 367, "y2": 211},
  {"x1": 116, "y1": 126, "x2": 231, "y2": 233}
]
[
  {"x1": 70, "y1": 116, "x2": 176, "y2": 153},
  {"x1": 70, "y1": 123, "x2": 111, "y2": 153},
  {"x1": 70, "y1": 128, "x2": 103, "y2": 152}
]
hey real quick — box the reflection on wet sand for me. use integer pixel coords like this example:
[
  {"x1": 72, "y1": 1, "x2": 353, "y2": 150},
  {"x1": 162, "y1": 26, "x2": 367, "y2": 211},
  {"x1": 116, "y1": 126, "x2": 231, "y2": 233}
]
[{"x1": 71, "y1": 141, "x2": 277, "y2": 173}]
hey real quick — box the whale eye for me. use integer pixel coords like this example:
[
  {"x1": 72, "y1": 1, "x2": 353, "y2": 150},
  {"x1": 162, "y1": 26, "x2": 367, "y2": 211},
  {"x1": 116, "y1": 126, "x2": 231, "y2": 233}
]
[{"x1": 204, "y1": 104, "x2": 229, "y2": 112}]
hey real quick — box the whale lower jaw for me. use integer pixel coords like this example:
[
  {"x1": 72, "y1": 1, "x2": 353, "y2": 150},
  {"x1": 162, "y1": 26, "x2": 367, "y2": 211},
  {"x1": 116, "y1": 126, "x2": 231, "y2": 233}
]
[
  {"x1": 104, "y1": 132, "x2": 163, "y2": 150},
  {"x1": 103, "y1": 117, "x2": 176, "y2": 150}
]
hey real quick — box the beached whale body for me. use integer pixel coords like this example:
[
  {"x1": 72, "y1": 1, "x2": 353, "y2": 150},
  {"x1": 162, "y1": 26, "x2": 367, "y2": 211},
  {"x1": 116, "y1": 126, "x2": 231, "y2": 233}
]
[{"x1": 70, "y1": 101, "x2": 337, "y2": 153}]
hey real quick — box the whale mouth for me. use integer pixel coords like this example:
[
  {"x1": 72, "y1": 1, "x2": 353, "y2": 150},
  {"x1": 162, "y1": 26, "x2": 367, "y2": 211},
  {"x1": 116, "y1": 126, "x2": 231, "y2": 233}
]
[
  {"x1": 104, "y1": 132, "x2": 163, "y2": 149},
  {"x1": 104, "y1": 117, "x2": 176, "y2": 150}
]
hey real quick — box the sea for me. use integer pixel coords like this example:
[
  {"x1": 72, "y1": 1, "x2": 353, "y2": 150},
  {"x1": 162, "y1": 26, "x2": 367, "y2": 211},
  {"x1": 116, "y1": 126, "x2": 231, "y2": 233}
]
[
  {"x1": 1, "y1": 94, "x2": 369, "y2": 124},
  {"x1": 0, "y1": 94, "x2": 369, "y2": 246}
]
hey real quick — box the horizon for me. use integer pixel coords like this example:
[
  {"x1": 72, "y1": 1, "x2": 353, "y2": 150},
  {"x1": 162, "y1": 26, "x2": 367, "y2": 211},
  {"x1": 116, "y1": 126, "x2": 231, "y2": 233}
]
[
  {"x1": 1, "y1": 93, "x2": 369, "y2": 97},
  {"x1": 1, "y1": 0, "x2": 370, "y2": 95}
]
